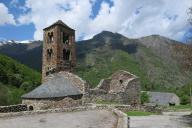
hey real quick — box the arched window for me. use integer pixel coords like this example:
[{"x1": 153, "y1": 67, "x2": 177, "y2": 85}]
[
  {"x1": 29, "y1": 106, "x2": 34, "y2": 111},
  {"x1": 47, "y1": 49, "x2": 53, "y2": 60},
  {"x1": 63, "y1": 32, "x2": 69, "y2": 44},
  {"x1": 48, "y1": 32, "x2": 54, "y2": 43},
  {"x1": 63, "y1": 49, "x2": 70, "y2": 60},
  {"x1": 119, "y1": 79, "x2": 123, "y2": 84}
]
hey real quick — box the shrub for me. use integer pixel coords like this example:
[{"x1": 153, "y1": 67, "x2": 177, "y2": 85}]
[{"x1": 141, "y1": 92, "x2": 149, "y2": 104}]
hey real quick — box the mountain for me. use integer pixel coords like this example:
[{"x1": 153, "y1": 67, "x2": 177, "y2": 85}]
[
  {"x1": 0, "y1": 41, "x2": 42, "y2": 71},
  {"x1": 0, "y1": 31, "x2": 192, "y2": 90},
  {"x1": 76, "y1": 31, "x2": 192, "y2": 89},
  {"x1": 0, "y1": 40, "x2": 34, "y2": 46},
  {"x1": 0, "y1": 53, "x2": 41, "y2": 105}
]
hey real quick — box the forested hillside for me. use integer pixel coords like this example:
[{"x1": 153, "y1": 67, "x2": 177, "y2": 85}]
[{"x1": 0, "y1": 54, "x2": 41, "y2": 105}]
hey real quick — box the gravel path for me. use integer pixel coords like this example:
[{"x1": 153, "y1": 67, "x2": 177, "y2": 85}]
[
  {"x1": 130, "y1": 111, "x2": 192, "y2": 128},
  {"x1": 0, "y1": 110, "x2": 117, "y2": 128}
]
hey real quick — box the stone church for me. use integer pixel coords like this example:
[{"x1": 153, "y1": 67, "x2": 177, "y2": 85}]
[
  {"x1": 22, "y1": 20, "x2": 89, "y2": 110},
  {"x1": 22, "y1": 20, "x2": 141, "y2": 110}
]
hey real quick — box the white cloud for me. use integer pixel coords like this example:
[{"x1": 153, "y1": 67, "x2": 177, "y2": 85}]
[
  {"x1": 18, "y1": 0, "x2": 92, "y2": 40},
  {"x1": 10, "y1": 0, "x2": 19, "y2": 7},
  {"x1": 17, "y1": 0, "x2": 192, "y2": 41},
  {"x1": 0, "y1": 3, "x2": 15, "y2": 25}
]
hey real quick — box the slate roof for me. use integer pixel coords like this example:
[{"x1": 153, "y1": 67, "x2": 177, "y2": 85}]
[
  {"x1": 43, "y1": 20, "x2": 75, "y2": 31},
  {"x1": 22, "y1": 73, "x2": 82, "y2": 99},
  {"x1": 147, "y1": 91, "x2": 180, "y2": 105}
]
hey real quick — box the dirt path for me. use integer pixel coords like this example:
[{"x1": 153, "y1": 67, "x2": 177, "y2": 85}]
[
  {"x1": 130, "y1": 112, "x2": 192, "y2": 128},
  {"x1": 0, "y1": 110, "x2": 117, "y2": 128}
]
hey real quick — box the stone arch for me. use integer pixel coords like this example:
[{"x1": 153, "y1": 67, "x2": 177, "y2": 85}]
[{"x1": 28, "y1": 105, "x2": 34, "y2": 111}]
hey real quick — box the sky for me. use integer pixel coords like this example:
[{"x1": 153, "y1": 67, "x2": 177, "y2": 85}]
[{"x1": 0, "y1": 0, "x2": 191, "y2": 42}]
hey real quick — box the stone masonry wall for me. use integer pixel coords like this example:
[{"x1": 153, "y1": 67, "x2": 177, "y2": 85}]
[
  {"x1": 22, "y1": 97, "x2": 82, "y2": 110},
  {"x1": 0, "y1": 104, "x2": 27, "y2": 113},
  {"x1": 88, "y1": 77, "x2": 141, "y2": 105},
  {"x1": 42, "y1": 22, "x2": 76, "y2": 83},
  {"x1": 123, "y1": 78, "x2": 141, "y2": 106},
  {"x1": 87, "y1": 89, "x2": 124, "y2": 104}
]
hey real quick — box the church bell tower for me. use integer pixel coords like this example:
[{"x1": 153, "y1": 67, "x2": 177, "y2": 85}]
[{"x1": 42, "y1": 20, "x2": 76, "y2": 82}]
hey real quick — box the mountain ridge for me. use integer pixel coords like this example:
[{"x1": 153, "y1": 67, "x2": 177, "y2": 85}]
[{"x1": 0, "y1": 31, "x2": 191, "y2": 89}]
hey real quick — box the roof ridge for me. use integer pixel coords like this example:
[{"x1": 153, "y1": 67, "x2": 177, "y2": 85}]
[{"x1": 43, "y1": 20, "x2": 74, "y2": 31}]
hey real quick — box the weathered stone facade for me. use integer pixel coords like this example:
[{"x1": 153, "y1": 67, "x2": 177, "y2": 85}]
[
  {"x1": 22, "y1": 97, "x2": 82, "y2": 110},
  {"x1": 88, "y1": 70, "x2": 141, "y2": 106},
  {"x1": 42, "y1": 20, "x2": 76, "y2": 83}
]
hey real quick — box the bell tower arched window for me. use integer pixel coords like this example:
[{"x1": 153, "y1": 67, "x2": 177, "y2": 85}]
[
  {"x1": 47, "y1": 49, "x2": 53, "y2": 60},
  {"x1": 63, "y1": 49, "x2": 70, "y2": 60},
  {"x1": 48, "y1": 32, "x2": 54, "y2": 43},
  {"x1": 63, "y1": 32, "x2": 69, "y2": 44}
]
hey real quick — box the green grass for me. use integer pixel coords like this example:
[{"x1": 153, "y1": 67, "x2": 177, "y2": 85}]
[
  {"x1": 168, "y1": 105, "x2": 192, "y2": 111},
  {"x1": 126, "y1": 111, "x2": 157, "y2": 116}
]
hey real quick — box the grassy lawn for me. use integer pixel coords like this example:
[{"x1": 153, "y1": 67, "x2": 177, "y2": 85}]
[
  {"x1": 126, "y1": 111, "x2": 157, "y2": 116},
  {"x1": 168, "y1": 105, "x2": 192, "y2": 111}
]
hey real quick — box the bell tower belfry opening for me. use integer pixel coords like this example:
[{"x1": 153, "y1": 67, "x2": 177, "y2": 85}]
[{"x1": 42, "y1": 20, "x2": 76, "y2": 82}]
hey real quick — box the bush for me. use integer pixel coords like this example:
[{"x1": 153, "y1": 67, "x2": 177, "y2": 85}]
[
  {"x1": 141, "y1": 92, "x2": 149, "y2": 104},
  {"x1": 180, "y1": 95, "x2": 190, "y2": 105}
]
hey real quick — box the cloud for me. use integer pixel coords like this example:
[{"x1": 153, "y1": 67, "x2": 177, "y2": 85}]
[
  {"x1": 17, "y1": 0, "x2": 192, "y2": 41},
  {"x1": 10, "y1": 0, "x2": 19, "y2": 7},
  {"x1": 18, "y1": 0, "x2": 92, "y2": 40},
  {"x1": 0, "y1": 3, "x2": 15, "y2": 25}
]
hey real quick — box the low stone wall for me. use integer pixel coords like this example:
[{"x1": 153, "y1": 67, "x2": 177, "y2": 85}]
[
  {"x1": 0, "y1": 104, "x2": 27, "y2": 113},
  {"x1": 111, "y1": 108, "x2": 129, "y2": 128},
  {"x1": 141, "y1": 105, "x2": 162, "y2": 113},
  {"x1": 87, "y1": 104, "x2": 162, "y2": 114}
]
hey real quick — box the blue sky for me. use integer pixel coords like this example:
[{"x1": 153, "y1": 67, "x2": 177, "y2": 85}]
[{"x1": 0, "y1": 0, "x2": 191, "y2": 42}]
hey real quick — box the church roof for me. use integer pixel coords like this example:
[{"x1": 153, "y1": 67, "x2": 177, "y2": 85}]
[
  {"x1": 147, "y1": 91, "x2": 180, "y2": 105},
  {"x1": 43, "y1": 20, "x2": 75, "y2": 31},
  {"x1": 22, "y1": 73, "x2": 82, "y2": 99}
]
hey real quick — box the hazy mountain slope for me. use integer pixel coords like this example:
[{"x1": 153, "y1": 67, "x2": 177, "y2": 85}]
[{"x1": 0, "y1": 31, "x2": 191, "y2": 89}]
